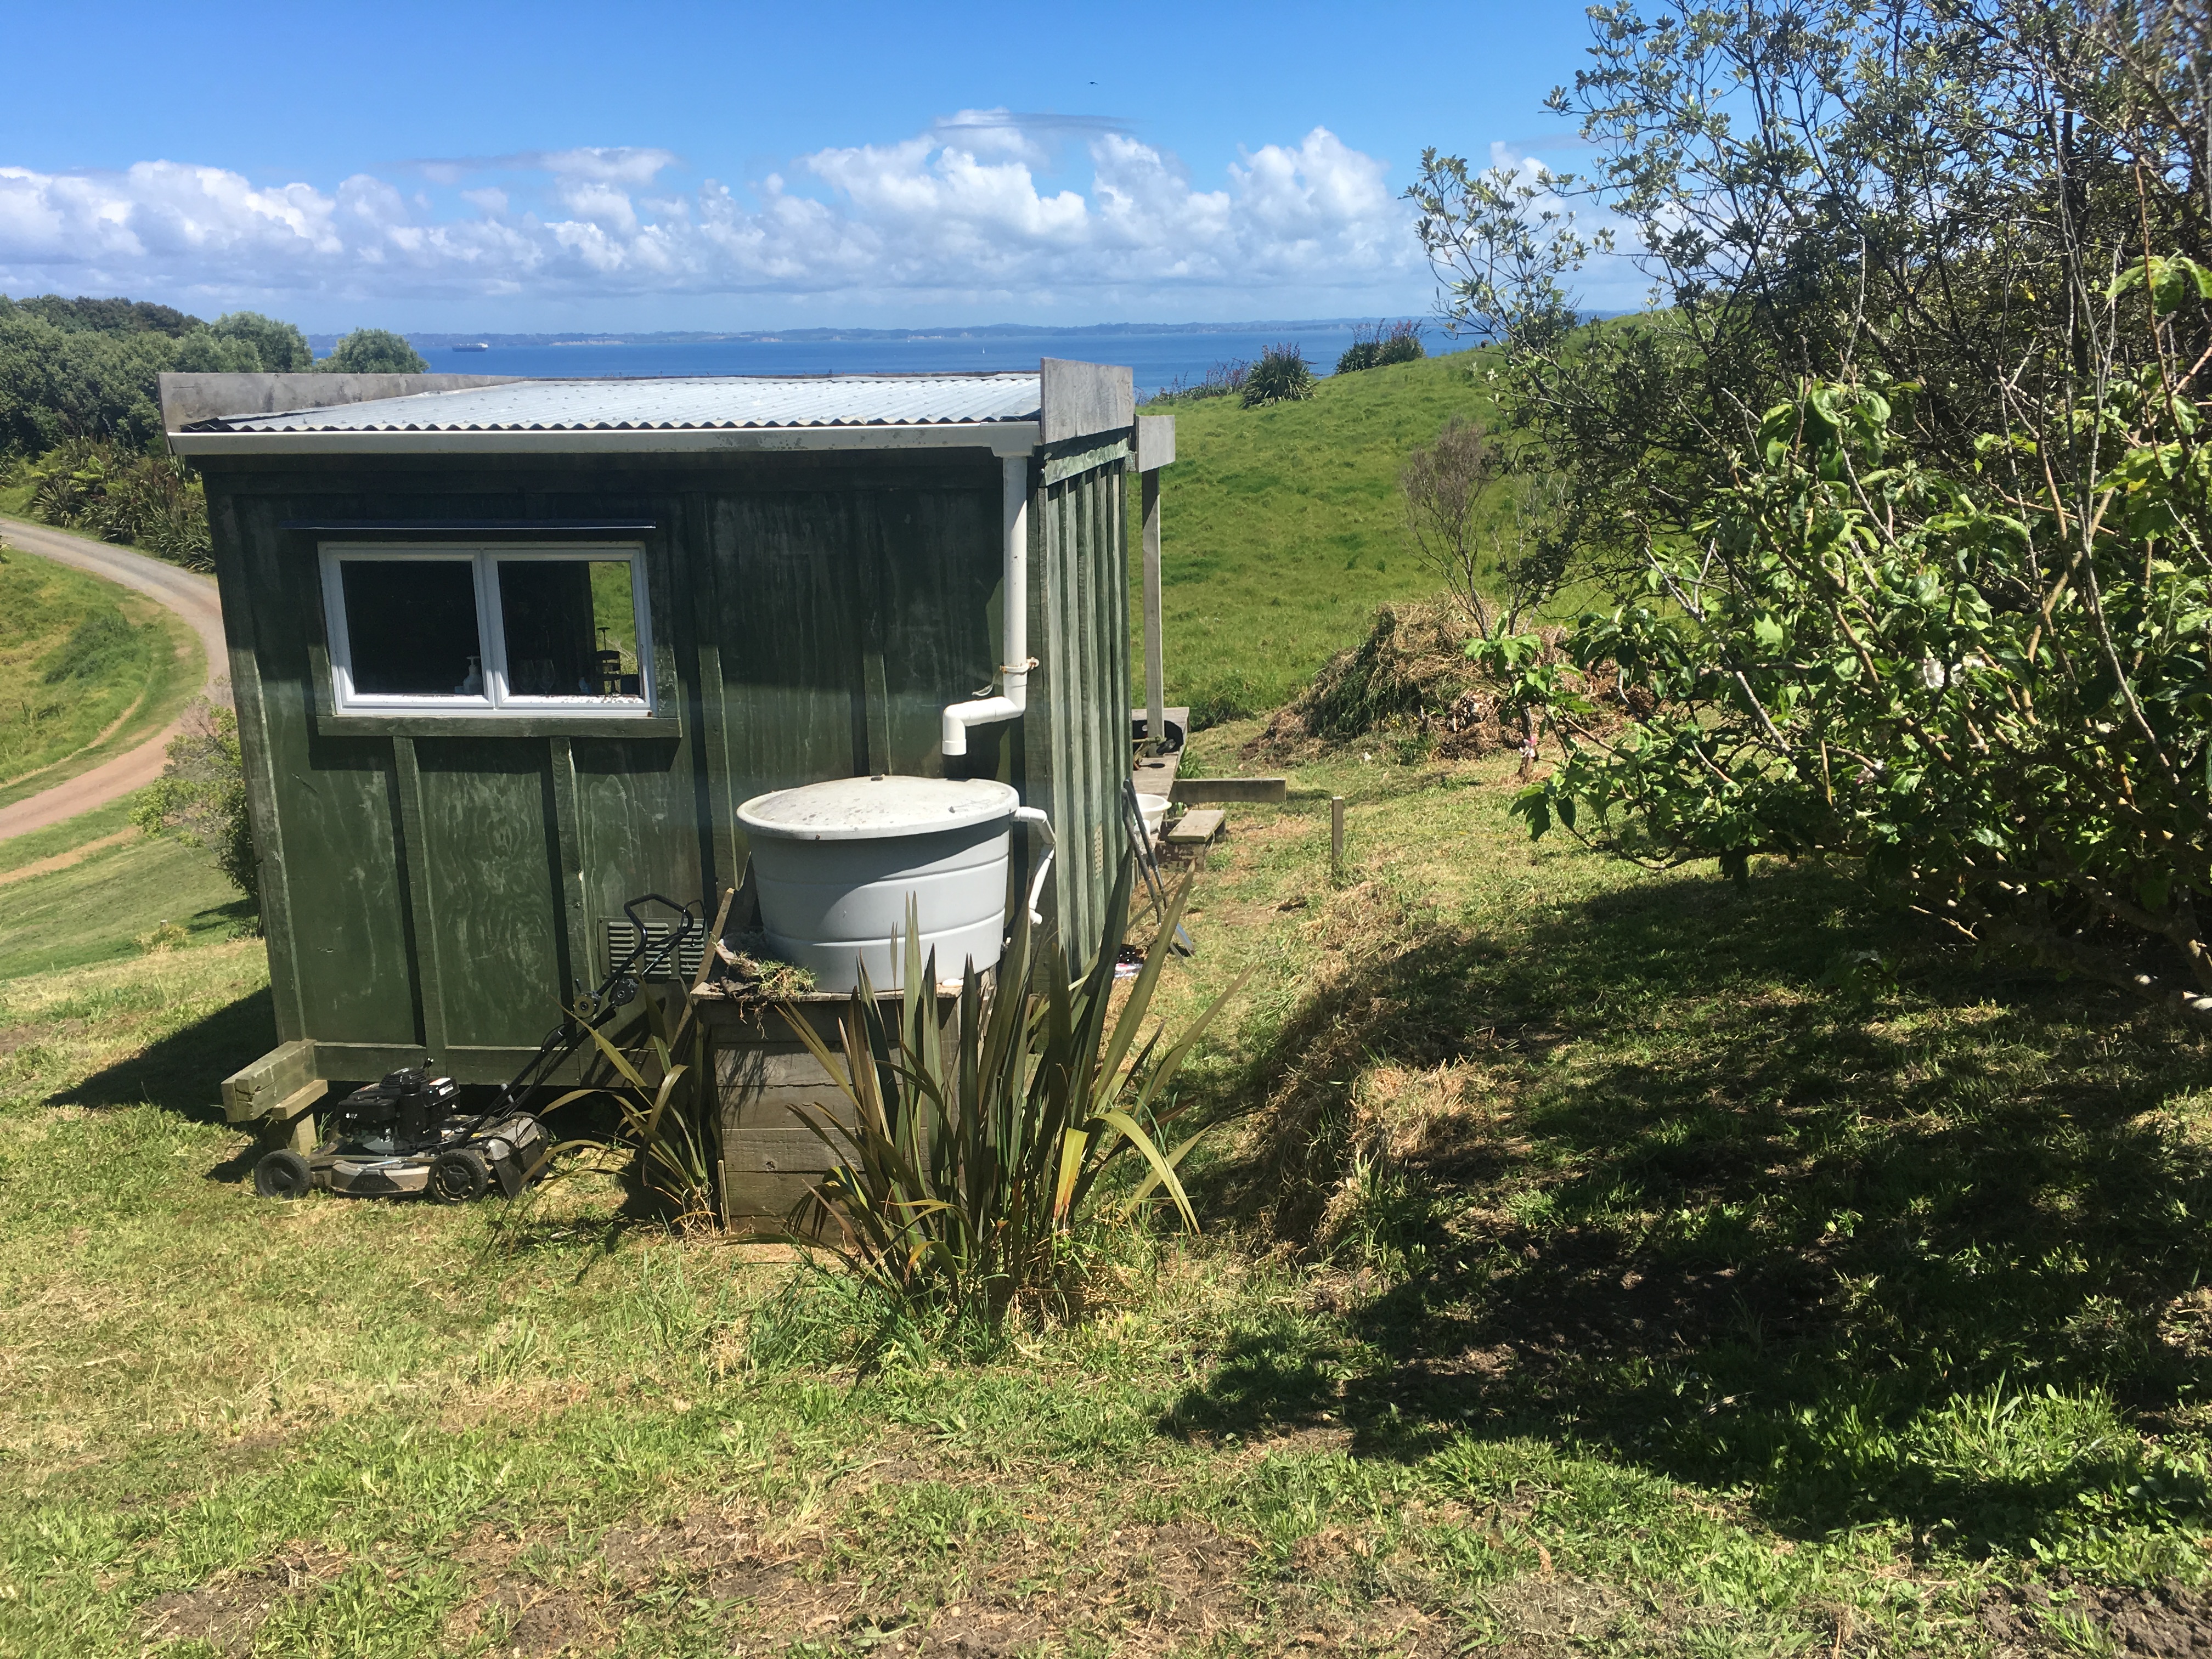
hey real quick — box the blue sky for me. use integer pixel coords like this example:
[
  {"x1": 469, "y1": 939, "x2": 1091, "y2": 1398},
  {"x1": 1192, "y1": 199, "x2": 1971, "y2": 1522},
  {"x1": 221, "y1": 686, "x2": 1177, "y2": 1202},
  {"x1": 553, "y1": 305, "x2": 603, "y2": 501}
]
[{"x1": 0, "y1": 0, "x2": 1621, "y2": 332}]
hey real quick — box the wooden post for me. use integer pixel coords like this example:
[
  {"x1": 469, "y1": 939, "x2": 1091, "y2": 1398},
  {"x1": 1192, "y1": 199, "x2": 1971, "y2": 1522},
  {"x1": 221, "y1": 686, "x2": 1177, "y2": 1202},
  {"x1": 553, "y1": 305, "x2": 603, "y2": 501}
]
[
  {"x1": 1330, "y1": 795, "x2": 1346, "y2": 880},
  {"x1": 1136, "y1": 414, "x2": 1175, "y2": 754}
]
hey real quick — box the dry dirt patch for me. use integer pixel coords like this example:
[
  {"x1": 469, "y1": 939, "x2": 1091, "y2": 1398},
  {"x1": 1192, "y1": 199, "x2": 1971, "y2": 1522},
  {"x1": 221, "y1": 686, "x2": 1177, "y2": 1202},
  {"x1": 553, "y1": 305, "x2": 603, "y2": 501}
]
[
  {"x1": 1982, "y1": 1575, "x2": 2212, "y2": 1656},
  {"x1": 446, "y1": 1506, "x2": 824, "y2": 1656},
  {"x1": 137, "y1": 1544, "x2": 345, "y2": 1655},
  {"x1": 435, "y1": 1500, "x2": 1448, "y2": 1656}
]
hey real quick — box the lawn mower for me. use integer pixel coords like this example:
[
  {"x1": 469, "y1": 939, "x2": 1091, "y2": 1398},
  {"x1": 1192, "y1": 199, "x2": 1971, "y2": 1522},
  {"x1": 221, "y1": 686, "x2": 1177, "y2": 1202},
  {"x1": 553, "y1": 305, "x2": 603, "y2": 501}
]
[{"x1": 251, "y1": 894, "x2": 703, "y2": 1205}]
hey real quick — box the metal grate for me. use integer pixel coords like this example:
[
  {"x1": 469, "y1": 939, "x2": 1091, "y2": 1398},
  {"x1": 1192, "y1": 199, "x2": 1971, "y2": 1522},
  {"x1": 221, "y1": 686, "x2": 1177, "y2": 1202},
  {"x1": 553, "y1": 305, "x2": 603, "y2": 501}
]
[{"x1": 602, "y1": 918, "x2": 706, "y2": 983}]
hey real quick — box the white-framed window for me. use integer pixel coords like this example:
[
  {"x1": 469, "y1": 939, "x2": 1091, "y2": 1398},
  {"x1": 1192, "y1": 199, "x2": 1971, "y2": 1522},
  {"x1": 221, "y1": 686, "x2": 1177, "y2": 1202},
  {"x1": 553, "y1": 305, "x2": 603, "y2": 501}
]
[{"x1": 319, "y1": 543, "x2": 656, "y2": 716}]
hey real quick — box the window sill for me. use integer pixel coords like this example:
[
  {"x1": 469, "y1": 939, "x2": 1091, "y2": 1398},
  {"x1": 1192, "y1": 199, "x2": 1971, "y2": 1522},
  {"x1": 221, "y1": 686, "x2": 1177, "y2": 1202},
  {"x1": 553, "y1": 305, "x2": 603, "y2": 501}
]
[{"x1": 317, "y1": 713, "x2": 680, "y2": 738}]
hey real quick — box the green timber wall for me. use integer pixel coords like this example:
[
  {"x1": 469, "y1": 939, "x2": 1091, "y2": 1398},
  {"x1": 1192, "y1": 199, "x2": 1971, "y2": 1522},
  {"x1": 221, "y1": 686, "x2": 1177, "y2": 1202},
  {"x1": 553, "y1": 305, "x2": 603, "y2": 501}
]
[{"x1": 201, "y1": 444, "x2": 1129, "y2": 1087}]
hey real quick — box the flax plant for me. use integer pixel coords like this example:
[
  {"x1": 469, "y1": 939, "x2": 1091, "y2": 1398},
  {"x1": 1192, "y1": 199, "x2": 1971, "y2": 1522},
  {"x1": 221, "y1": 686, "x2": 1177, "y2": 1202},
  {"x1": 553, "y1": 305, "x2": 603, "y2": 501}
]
[
  {"x1": 507, "y1": 986, "x2": 719, "y2": 1228},
  {"x1": 785, "y1": 856, "x2": 1245, "y2": 1327}
]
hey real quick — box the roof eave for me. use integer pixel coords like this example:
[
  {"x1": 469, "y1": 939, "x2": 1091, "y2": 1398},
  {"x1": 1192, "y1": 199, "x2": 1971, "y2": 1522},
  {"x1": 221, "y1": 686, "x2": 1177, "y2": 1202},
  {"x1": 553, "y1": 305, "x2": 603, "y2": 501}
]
[{"x1": 168, "y1": 420, "x2": 1043, "y2": 459}]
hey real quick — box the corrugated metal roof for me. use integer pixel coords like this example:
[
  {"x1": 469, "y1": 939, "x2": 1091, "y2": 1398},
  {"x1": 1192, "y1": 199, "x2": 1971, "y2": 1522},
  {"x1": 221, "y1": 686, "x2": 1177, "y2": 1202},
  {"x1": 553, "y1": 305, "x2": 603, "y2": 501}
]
[{"x1": 196, "y1": 374, "x2": 1043, "y2": 433}]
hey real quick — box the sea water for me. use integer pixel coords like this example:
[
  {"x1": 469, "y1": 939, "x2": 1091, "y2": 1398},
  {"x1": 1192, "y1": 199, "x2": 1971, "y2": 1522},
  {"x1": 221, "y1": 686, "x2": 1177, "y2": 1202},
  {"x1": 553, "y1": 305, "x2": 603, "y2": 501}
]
[{"x1": 410, "y1": 324, "x2": 1403, "y2": 400}]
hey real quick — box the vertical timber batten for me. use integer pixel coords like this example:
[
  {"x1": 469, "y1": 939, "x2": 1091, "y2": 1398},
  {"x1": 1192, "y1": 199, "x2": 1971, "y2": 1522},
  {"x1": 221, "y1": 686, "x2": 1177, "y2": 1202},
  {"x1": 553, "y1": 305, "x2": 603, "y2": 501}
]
[
  {"x1": 684, "y1": 490, "x2": 741, "y2": 894},
  {"x1": 549, "y1": 736, "x2": 590, "y2": 996},
  {"x1": 1080, "y1": 463, "x2": 1109, "y2": 948},
  {"x1": 390, "y1": 735, "x2": 448, "y2": 1057},
  {"x1": 211, "y1": 490, "x2": 308, "y2": 1043},
  {"x1": 1026, "y1": 448, "x2": 1130, "y2": 958}
]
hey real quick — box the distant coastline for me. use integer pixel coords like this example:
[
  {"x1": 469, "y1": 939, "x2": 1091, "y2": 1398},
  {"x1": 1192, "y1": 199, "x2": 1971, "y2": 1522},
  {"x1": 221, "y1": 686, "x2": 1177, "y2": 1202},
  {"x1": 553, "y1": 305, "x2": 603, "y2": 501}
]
[{"x1": 303, "y1": 317, "x2": 1413, "y2": 351}]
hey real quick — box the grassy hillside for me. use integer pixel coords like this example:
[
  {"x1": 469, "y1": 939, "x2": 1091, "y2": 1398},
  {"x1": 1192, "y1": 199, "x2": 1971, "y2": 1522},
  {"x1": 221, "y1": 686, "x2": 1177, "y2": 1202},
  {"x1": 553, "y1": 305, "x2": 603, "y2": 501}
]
[
  {"x1": 0, "y1": 544, "x2": 201, "y2": 809},
  {"x1": 1135, "y1": 349, "x2": 1506, "y2": 724},
  {"x1": 9, "y1": 340, "x2": 2211, "y2": 1656},
  {"x1": 8, "y1": 735, "x2": 2212, "y2": 1653},
  {"x1": 0, "y1": 802, "x2": 248, "y2": 978}
]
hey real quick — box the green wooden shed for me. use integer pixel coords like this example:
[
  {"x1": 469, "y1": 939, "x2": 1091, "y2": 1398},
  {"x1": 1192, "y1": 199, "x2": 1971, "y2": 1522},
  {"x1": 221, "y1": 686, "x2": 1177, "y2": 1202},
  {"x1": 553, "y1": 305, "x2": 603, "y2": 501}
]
[{"x1": 162, "y1": 361, "x2": 1143, "y2": 1142}]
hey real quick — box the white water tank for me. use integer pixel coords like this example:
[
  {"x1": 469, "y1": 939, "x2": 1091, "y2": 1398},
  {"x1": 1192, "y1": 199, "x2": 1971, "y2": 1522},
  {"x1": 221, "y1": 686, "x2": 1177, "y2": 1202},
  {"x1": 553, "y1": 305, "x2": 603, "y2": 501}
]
[{"x1": 736, "y1": 776, "x2": 1020, "y2": 992}]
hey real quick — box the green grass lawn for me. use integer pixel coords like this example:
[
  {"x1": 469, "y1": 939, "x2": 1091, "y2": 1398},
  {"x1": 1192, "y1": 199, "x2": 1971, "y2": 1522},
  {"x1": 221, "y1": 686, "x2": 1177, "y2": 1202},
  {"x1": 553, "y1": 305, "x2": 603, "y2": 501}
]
[
  {"x1": 0, "y1": 543, "x2": 204, "y2": 811},
  {"x1": 1134, "y1": 352, "x2": 1507, "y2": 725},
  {"x1": 6, "y1": 729, "x2": 2211, "y2": 1655},
  {"x1": 0, "y1": 806, "x2": 250, "y2": 978}
]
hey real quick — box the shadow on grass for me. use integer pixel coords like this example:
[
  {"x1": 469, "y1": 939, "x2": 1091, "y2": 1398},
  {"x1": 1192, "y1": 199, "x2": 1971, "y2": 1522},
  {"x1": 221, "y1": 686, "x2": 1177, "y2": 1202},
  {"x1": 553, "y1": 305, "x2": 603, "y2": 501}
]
[
  {"x1": 57, "y1": 983, "x2": 275, "y2": 1123},
  {"x1": 1176, "y1": 862, "x2": 2212, "y2": 1560}
]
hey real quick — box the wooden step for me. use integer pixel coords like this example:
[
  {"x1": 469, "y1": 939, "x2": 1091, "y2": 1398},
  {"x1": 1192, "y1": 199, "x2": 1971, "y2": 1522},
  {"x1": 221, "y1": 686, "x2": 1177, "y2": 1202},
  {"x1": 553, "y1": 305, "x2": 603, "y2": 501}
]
[
  {"x1": 1164, "y1": 808, "x2": 1225, "y2": 845},
  {"x1": 1171, "y1": 776, "x2": 1286, "y2": 804},
  {"x1": 1132, "y1": 748, "x2": 1183, "y2": 798}
]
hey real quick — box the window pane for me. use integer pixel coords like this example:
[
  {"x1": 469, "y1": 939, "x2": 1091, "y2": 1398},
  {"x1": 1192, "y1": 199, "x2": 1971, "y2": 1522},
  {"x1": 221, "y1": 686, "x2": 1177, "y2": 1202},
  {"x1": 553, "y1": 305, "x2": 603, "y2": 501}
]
[
  {"x1": 499, "y1": 559, "x2": 644, "y2": 699},
  {"x1": 340, "y1": 560, "x2": 483, "y2": 696}
]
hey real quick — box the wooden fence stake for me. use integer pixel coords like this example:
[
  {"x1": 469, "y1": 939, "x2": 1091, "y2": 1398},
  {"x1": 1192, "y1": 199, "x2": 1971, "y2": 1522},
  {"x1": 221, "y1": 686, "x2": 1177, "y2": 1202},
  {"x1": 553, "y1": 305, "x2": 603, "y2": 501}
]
[{"x1": 1330, "y1": 795, "x2": 1346, "y2": 881}]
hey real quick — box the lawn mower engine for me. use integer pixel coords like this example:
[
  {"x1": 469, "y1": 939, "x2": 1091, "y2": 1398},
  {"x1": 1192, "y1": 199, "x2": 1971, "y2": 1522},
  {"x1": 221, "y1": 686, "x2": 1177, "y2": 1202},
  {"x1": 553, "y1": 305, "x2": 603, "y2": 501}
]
[{"x1": 252, "y1": 1066, "x2": 550, "y2": 1205}]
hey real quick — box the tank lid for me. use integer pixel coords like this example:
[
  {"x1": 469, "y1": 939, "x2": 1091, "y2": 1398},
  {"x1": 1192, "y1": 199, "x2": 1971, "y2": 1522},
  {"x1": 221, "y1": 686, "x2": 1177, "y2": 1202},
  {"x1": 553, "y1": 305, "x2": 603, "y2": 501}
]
[{"x1": 737, "y1": 775, "x2": 1020, "y2": 842}]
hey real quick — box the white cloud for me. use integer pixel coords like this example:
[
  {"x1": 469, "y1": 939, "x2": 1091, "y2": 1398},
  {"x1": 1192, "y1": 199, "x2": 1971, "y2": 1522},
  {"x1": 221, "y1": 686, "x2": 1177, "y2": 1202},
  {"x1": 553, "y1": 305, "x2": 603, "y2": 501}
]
[
  {"x1": 0, "y1": 115, "x2": 1421, "y2": 315},
  {"x1": 537, "y1": 146, "x2": 680, "y2": 186}
]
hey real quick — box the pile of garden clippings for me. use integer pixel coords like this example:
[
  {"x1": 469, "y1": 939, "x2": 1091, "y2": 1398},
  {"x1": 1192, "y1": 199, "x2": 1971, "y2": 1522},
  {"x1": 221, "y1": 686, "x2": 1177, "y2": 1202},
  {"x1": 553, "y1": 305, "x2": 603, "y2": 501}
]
[
  {"x1": 1248, "y1": 600, "x2": 1637, "y2": 764},
  {"x1": 718, "y1": 935, "x2": 817, "y2": 1001}
]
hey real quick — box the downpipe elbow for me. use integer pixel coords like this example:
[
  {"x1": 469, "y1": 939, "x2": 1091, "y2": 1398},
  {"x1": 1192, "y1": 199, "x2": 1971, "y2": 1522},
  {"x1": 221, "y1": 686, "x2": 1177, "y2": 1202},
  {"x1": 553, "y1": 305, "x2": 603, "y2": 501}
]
[
  {"x1": 939, "y1": 666, "x2": 1031, "y2": 757},
  {"x1": 1012, "y1": 805, "x2": 1055, "y2": 924}
]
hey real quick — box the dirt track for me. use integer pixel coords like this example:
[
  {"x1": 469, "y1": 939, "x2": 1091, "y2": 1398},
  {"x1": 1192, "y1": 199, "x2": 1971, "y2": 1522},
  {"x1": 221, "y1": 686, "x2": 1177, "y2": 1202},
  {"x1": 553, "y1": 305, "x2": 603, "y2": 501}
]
[{"x1": 0, "y1": 517, "x2": 228, "y2": 843}]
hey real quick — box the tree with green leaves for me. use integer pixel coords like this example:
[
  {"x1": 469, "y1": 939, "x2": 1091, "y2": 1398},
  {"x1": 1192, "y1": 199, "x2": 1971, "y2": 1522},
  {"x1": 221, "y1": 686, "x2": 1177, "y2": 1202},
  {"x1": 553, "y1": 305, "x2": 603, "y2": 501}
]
[
  {"x1": 0, "y1": 307, "x2": 175, "y2": 453},
  {"x1": 0, "y1": 297, "x2": 323, "y2": 455},
  {"x1": 315, "y1": 328, "x2": 427, "y2": 375},
  {"x1": 1424, "y1": 0, "x2": 2212, "y2": 1014},
  {"x1": 172, "y1": 311, "x2": 314, "y2": 374},
  {"x1": 1410, "y1": 0, "x2": 2208, "y2": 592}
]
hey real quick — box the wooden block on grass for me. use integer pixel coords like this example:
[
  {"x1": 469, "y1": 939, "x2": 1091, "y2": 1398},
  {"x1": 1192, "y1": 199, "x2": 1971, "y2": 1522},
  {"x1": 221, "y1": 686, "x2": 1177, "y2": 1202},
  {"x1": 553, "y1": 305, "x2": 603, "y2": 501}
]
[
  {"x1": 1170, "y1": 777, "x2": 1286, "y2": 804},
  {"x1": 1164, "y1": 808, "x2": 1226, "y2": 845}
]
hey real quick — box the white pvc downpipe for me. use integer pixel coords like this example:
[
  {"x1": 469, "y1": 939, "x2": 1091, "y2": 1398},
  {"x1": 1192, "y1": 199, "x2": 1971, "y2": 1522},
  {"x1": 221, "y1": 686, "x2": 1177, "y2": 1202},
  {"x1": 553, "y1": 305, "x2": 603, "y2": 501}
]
[
  {"x1": 1012, "y1": 805, "x2": 1054, "y2": 923},
  {"x1": 941, "y1": 453, "x2": 1034, "y2": 756},
  {"x1": 941, "y1": 455, "x2": 1054, "y2": 929}
]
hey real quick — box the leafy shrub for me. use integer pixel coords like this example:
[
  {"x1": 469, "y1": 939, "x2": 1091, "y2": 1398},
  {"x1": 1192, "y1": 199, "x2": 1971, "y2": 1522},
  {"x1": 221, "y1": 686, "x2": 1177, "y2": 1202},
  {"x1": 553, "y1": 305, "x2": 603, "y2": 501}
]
[
  {"x1": 132, "y1": 699, "x2": 257, "y2": 909},
  {"x1": 1337, "y1": 320, "x2": 1426, "y2": 375},
  {"x1": 210, "y1": 311, "x2": 313, "y2": 373},
  {"x1": 1497, "y1": 353, "x2": 2212, "y2": 1015},
  {"x1": 9, "y1": 295, "x2": 200, "y2": 336},
  {"x1": 0, "y1": 294, "x2": 318, "y2": 456},
  {"x1": 787, "y1": 861, "x2": 1247, "y2": 1331},
  {"x1": 1241, "y1": 343, "x2": 1315, "y2": 407},
  {"x1": 167, "y1": 331, "x2": 266, "y2": 374},
  {"x1": 28, "y1": 438, "x2": 212, "y2": 570},
  {"x1": 0, "y1": 308, "x2": 176, "y2": 454},
  {"x1": 315, "y1": 328, "x2": 427, "y2": 374},
  {"x1": 1375, "y1": 320, "x2": 1426, "y2": 366}
]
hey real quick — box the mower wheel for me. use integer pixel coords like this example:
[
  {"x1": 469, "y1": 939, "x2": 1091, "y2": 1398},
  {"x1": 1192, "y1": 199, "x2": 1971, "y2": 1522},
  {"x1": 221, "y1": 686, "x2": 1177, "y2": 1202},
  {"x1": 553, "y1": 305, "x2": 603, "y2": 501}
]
[
  {"x1": 428, "y1": 1147, "x2": 490, "y2": 1205},
  {"x1": 254, "y1": 1149, "x2": 314, "y2": 1200}
]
